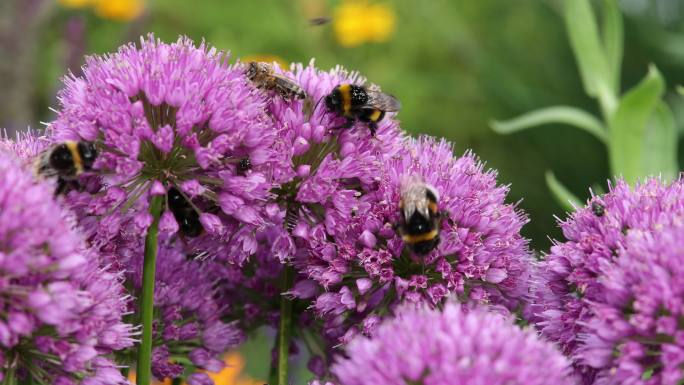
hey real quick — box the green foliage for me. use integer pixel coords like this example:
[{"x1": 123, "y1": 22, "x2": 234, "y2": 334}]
[
  {"x1": 545, "y1": 170, "x2": 581, "y2": 212},
  {"x1": 492, "y1": 0, "x2": 679, "y2": 208}
]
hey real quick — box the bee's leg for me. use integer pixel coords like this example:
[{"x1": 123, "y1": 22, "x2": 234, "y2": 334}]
[
  {"x1": 333, "y1": 118, "x2": 355, "y2": 130},
  {"x1": 54, "y1": 178, "x2": 69, "y2": 196},
  {"x1": 368, "y1": 121, "x2": 378, "y2": 136}
]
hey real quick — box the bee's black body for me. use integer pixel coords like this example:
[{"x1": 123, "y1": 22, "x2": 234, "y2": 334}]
[
  {"x1": 168, "y1": 187, "x2": 203, "y2": 238},
  {"x1": 325, "y1": 83, "x2": 400, "y2": 136},
  {"x1": 399, "y1": 181, "x2": 441, "y2": 255},
  {"x1": 35, "y1": 141, "x2": 98, "y2": 195}
]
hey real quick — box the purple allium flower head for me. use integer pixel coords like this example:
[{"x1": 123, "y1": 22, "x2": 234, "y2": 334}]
[
  {"x1": 49, "y1": 35, "x2": 283, "y2": 264},
  {"x1": 292, "y1": 136, "x2": 532, "y2": 342},
  {"x1": 110, "y1": 240, "x2": 245, "y2": 382},
  {"x1": 577, "y1": 217, "x2": 684, "y2": 384},
  {"x1": 211, "y1": 61, "x2": 407, "y2": 336},
  {"x1": 533, "y1": 179, "x2": 684, "y2": 357},
  {"x1": 0, "y1": 151, "x2": 133, "y2": 383},
  {"x1": 332, "y1": 302, "x2": 577, "y2": 385}
]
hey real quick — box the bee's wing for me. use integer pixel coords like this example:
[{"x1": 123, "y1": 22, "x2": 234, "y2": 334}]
[
  {"x1": 272, "y1": 74, "x2": 307, "y2": 98},
  {"x1": 365, "y1": 88, "x2": 401, "y2": 112}
]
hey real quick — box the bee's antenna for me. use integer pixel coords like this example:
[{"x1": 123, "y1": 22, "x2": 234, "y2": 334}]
[{"x1": 306, "y1": 94, "x2": 326, "y2": 123}]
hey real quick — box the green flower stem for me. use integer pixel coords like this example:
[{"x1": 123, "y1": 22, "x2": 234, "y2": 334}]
[
  {"x1": 136, "y1": 195, "x2": 164, "y2": 385},
  {"x1": 277, "y1": 265, "x2": 295, "y2": 385}
]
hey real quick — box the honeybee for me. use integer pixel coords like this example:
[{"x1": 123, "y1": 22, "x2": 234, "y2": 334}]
[
  {"x1": 398, "y1": 177, "x2": 442, "y2": 255},
  {"x1": 245, "y1": 61, "x2": 307, "y2": 101},
  {"x1": 167, "y1": 187, "x2": 203, "y2": 238},
  {"x1": 324, "y1": 83, "x2": 401, "y2": 136},
  {"x1": 34, "y1": 141, "x2": 98, "y2": 194}
]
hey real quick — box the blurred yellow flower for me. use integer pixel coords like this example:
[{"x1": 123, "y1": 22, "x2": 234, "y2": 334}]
[
  {"x1": 241, "y1": 55, "x2": 290, "y2": 70},
  {"x1": 127, "y1": 352, "x2": 262, "y2": 385},
  {"x1": 94, "y1": 0, "x2": 144, "y2": 21},
  {"x1": 57, "y1": 0, "x2": 144, "y2": 21},
  {"x1": 333, "y1": 1, "x2": 396, "y2": 47}
]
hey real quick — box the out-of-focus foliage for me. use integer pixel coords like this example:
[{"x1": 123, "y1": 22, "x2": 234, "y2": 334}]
[
  {"x1": 3, "y1": 0, "x2": 684, "y2": 249},
  {"x1": 493, "y1": 0, "x2": 678, "y2": 208}
]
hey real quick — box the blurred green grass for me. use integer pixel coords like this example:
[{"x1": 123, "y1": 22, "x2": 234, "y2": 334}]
[{"x1": 18, "y1": 0, "x2": 684, "y2": 249}]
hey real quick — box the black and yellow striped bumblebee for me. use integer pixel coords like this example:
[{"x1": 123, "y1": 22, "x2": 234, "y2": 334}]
[
  {"x1": 398, "y1": 178, "x2": 442, "y2": 254},
  {"x1": 324, "y1": 83, "x2": 401, "y2": 136},
  {"x1": 34, "y1": 141, "x2": 98, "y2": 194},
  {"x1": 167, "y1": 187, "x2": 203, "y2": 238}
]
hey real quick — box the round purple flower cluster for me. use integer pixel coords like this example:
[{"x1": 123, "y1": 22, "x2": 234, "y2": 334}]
[
  {"x1": 0, "y1": 151, "x2": 133, "y2": 384},
  {"x1": 292, "y1": 136, "x2": 532, "y2": 343},
  {"x1": 112, "y1": 241, "x2": 245, "y2": 381},
  {"x1": 51, "y1": 34, "x2": 283, "y2": 265},
  {"x1": 332, "y1": 302, "x2": 577, "y2": 385},
  {"x1": 579, "y1": 218, "x2": 684, "y2": 384},
  {"x1": 533, "y1": 178, "x2": 684, "y2": 380}
]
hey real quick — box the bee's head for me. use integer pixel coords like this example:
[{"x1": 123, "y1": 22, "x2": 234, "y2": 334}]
[
  {"x1": 325, "y1": 87, "x2": 341, "y2": 111},
  {"x1": 78, "y1": 142, "x2": 98, "y2": 170},
  {"x1": 244, "y1": 62, "x2": 258, "y2": 80}
]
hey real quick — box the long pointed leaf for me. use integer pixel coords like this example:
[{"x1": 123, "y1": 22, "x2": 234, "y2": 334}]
[
  {"x1": 602, "y1": 0, "x2": 623, "y2": 93},
  {"x1": 490, "y1": 106, "x2": 607, "y2": 143},
  {"x1": 609, "y1": 65, "x2": 665, "y2": 184},
  {"x1": 564, "y1": 0, "x2": 614, "y2": 99},
  {"x1": 642, "y1": 101, "x2": 678, "y2": 180},
  {"x1": 545, "y1": 170, "x2": 582, "y2": 212}
]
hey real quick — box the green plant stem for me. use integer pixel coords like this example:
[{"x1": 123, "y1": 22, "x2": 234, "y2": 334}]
[
  {"x1": 2, "y1": 363, "x2": 15, "y2": 385},
  {"x1": 136, "y1": 195, "x2": 164, "y2": 385},
  {"x1": 277, "y1": 265, "x2": 295, "y2": 385}
]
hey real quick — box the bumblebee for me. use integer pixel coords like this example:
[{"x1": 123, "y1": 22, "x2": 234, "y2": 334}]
[
  {"x1": 324, "y1": 83, "x2": 401, "y2": 136},
  {"x1": 591, "y1": 202, "x2": 605, "y2": 217},
  {"x1": 167, "y1": 187, "x2": 203, "y2": 238},
  {"x1": 34, "y1": 141, "x2": 98, "y2": 194},
  {"x1": 245, "y1": 61, "x2": 307, "y2": 101},
  {"x1": 398, "y1": 178, "x2": 442, "y2": 254}
]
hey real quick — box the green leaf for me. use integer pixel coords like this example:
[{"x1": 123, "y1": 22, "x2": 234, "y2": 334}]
[
  {"x1": 642, "y1": 101, "x2": 678, "y2": 180},
  {"x1": 609, "y1": 65, "x2": 665, "y2": 184},
  {"x1": 490, "y1": 106, "x2": 607, "y2": 143},
  {"x1": 545, "y1": 170, "x2": 582, "y2": 212},
  {"x1": 564, "y1": 0, "x2": 614, "y2": 100},
  {"x1": 601, "y1": 0, "x2": 623, "y2": 93}
]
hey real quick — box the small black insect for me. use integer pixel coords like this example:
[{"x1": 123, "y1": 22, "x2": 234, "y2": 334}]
[
  {"x1": 237, "y1": 158, "x2": 252, "y2": 176},
  {"x1": 591, "y1": 202, "x2": 605, "y2": 217}
]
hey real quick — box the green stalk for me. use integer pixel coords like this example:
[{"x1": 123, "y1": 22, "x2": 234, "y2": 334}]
[
  {"x1": 277, "y1": 265, "x2": 294, "y2": 385},
  {"x1": 136, "y1": 195, "x2": 164, "y2": 385}
]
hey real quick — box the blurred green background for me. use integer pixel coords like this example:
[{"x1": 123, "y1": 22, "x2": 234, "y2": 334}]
[
  {"x1": 3, "y1": 0, "x2": 684, "y2": 382},
  {"x1": 5, "y1": 0, "x2": 684, "y2": 250}
]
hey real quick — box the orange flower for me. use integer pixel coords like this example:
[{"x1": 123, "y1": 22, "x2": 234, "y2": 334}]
[
  {"x1": 241, "y1": 55, "x2": 290, "y2": 70},
  {"x1": 93, "y1": 0, "x2": 144, "y2": 21},
  {"x1": 333, "y1": 1, "x2": 396, "y2": 47},
  {"x1": 126, "y1": 352, "x2": 262, "y2": 385},
  {"x1": 57, "y1": 0, "x2": 144, "y2": 21}
]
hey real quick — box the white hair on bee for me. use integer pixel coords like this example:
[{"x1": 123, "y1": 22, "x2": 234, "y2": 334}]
[{"x1": 399, "y1": 175, "x2": 438, "y2": 220}]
